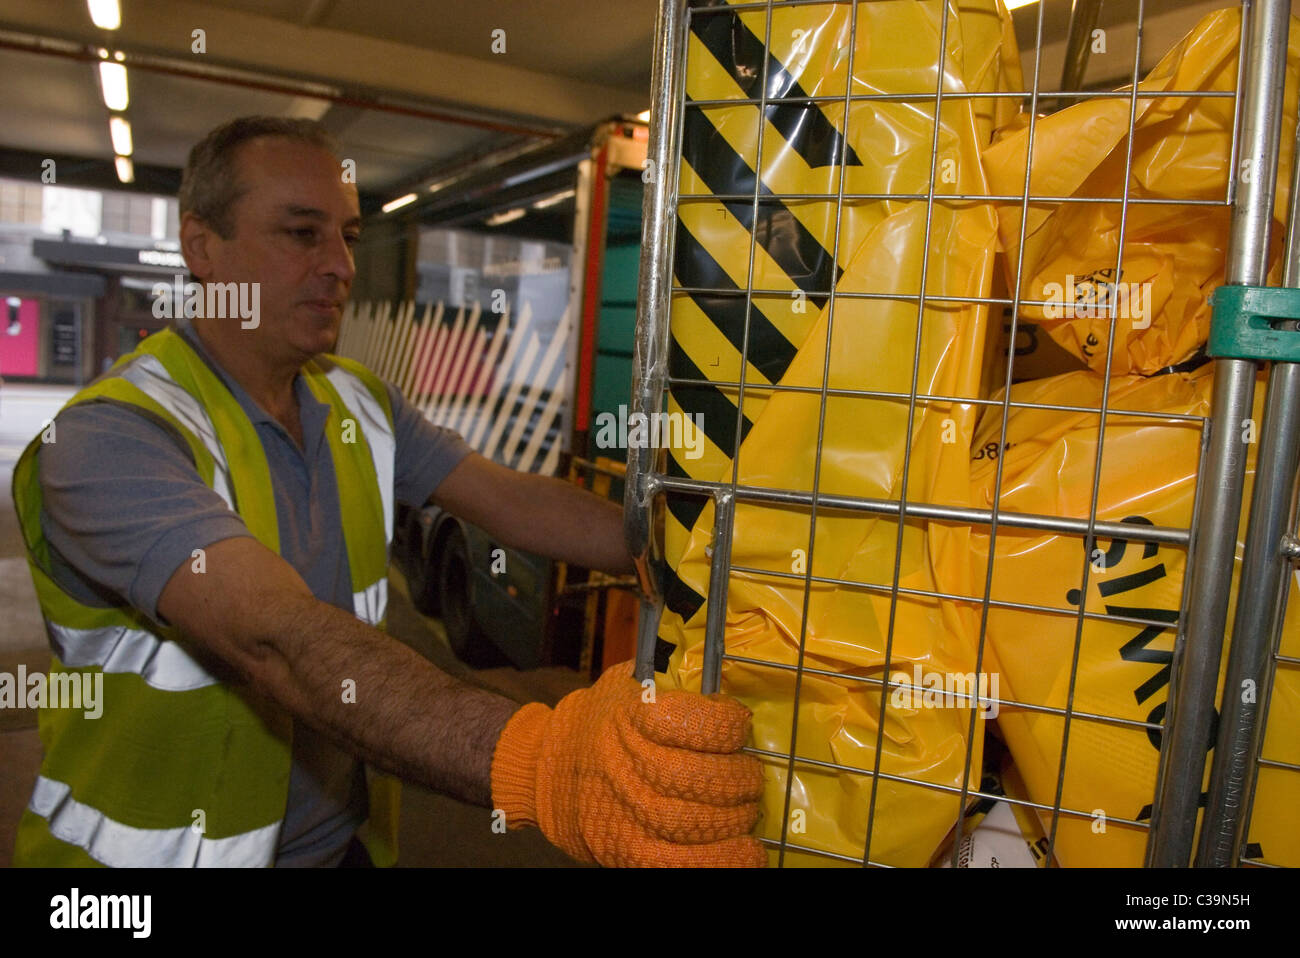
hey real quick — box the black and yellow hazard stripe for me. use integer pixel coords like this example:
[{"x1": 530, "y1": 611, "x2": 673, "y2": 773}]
[
  {"x1": 656, "y1": 0, "x2": 866, "y2": 669},
  {"x1": 688, "y1": 5, "x2": 861, "y2": 173}
]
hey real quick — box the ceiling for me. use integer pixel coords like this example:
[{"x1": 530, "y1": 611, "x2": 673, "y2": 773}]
[
  {"x1": 0, "y1": 0, "x2": 1276, "y2": 211},
  {"x1": 0, "y1": 0, "x2": 659, "y2": 207}
]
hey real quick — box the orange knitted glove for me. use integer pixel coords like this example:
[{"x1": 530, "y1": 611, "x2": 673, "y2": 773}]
[{"x1": 490, "y1": 661, "x2": 766, "y2": 867}]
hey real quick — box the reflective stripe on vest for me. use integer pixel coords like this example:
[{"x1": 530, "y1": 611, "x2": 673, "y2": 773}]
[
  {"x1": 31, "y1": 775, "x2": 278, "y2": 867},
  {"x1": 321, "y1": 364, "x2": 395, "y2": 545},
  {"x1": 354, "y1": 577, "x2": 388, "y2": 629},
  {"x1": 48, "y1": 620, "x2": 218, "y2": 692},
  {"x1": 118, "y1": 352, "x2": 236, "y2": 510}
]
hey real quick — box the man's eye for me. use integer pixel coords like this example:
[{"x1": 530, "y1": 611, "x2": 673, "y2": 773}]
[
  {"x1": 344, "y1": 234, "x2": 361, "y2": 247},
  {"x1": 287, "y1": 227, "x2": 316, "y2": 241}
]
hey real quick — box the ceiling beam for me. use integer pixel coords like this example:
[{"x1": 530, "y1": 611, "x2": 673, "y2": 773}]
[{"x1": 0, "y1": 32, "x2": 566, "y2": 140}]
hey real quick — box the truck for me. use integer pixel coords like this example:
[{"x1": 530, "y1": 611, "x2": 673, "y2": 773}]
[{"x1": 335, "y1": 119, "x2": 647, "y2": 672}]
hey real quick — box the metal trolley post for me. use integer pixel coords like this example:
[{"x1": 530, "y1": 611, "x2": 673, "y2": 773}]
[
  {"x1": 626, "y1": 0, "x2": 689, "y2": 683},
  {"x1": 1194, "y1": 0, "x2": 1300, "y2": 870},
  {"x1": 1151, "y1": 0, "x2": 1292, "y2": 868}
]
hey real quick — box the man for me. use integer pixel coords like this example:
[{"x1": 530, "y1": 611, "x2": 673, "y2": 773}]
[{"x1": 11, "y1": 116, "x2": 765, "y2": 868}]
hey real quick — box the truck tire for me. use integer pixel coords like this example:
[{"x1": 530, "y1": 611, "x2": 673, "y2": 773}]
[
  {"x1": 437, "y1": 526, "x2": 487, "y2": 664},
  {"x1": 405, "y1": 513, "x2": 442, "y2": 616}
]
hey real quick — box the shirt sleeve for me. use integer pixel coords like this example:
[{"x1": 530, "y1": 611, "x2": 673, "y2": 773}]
[
  {"x1": 37, "y1": 399, "x2": 254, "y2": 622},
  {"x1": 384, "y1": 381, "x2": 474, "y2": 508}
]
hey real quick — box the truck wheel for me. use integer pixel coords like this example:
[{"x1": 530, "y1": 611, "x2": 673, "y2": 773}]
[
  {"x1": 437, "y1": 527, "x2": 485, "y2": 664},
  {"x1": 406, "y1": 515, "x2": 441, "y2": 616}
]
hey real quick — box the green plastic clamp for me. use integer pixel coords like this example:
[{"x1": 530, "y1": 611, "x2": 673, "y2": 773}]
[{"x1": 1208, "y1": 285, "x2": 1300, "y2": 362}]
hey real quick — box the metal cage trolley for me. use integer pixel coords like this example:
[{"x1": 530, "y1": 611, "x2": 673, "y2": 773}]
[{"x1": 624, "y1": 0, "x2": 1300, "y2": 868}]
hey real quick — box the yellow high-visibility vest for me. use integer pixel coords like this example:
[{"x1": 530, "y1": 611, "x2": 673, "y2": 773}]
[{"x1": 11, "y1": 327, "x2": 401, "y2": 867}]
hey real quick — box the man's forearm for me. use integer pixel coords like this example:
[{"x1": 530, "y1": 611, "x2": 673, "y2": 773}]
[
  {"x1": 509, "y1": 474, "x2": 633, "y2": 574},
  {"x1": 434, "y1": 454, "x2": 635, "y2": 576},
  {"x1": 255, "y1": 591, "x2": 519, "y2": 806}
]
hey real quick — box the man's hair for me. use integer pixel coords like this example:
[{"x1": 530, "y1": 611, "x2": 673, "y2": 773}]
[{"x1": 179, "y1": 116, "x2": 340, "y2": 239}]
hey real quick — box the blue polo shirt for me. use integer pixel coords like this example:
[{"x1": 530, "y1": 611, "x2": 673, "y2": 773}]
[{"x1": 36, "y1": 319, "x2": 472, "y2": 866}]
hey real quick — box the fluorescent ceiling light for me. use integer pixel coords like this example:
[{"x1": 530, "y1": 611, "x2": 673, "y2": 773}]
[
  {"x1": 426, "y1": 174, "x2": 462, "y2": 194},
  {"x1": 382, "y1": 192, "x2": 417, "y2": 213},
  {"x1": 109, "y1": 116, "x2": 132, "y2": 156},
  {"x1": 1004, "y1": 0, "x2": 1039, "y2": 10},
  {"x1": 485, "y1": 208, "x2": 526, "y2": 227},
  {"x1": 114, "y1": 155, "x2": 134, "y2": 183},
  {"x1": 99, "y1": 62, "x2": 129, "y2": 111},
  {"x1": 636, "y1": 109, "x2": 650, "y2": 122},
  {"x1": 533, "y1": 189, "x2": 575, "y2": 210},
  {"x1": 88, "y1": 0, "x2": 121, "y2": 30}
]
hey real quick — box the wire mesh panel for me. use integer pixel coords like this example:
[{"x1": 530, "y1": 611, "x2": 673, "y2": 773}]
[{"x1": 626, "y1": 0, "x2": 1300, "y2": 867}]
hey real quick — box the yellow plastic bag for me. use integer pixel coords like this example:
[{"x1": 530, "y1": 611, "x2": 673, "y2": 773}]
[
  {"x1": 969, "y1": 368, "x2": 1299, "y2": 867},
  {"x1": 983, "y1": 7, "x2": 1295, "y2": 376},
  {"x1": 657, "y1": 0, "x2": 1022, "y2": 866},
  {"x1": 962, "y1": 7, "x2": 1300, "y2": 866}
]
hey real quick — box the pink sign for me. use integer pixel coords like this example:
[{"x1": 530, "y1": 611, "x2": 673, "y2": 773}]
[{"x1": 1, "y1": 298, "x2": 40, "y2": 378}]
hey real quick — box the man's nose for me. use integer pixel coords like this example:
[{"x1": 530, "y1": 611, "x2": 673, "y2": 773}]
[{"x1": 319, "y1": 229, "x2": 356, "y2": 285}]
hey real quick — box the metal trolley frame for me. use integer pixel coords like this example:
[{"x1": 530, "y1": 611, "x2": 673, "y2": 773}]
[{"x1": 623, "y1": 0, "x2": 1300, "y2": 867}]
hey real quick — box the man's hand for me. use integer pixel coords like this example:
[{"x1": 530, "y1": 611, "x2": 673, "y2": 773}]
[{"x1": 490, "y1": 661, "x2": 767, "y2": 867}]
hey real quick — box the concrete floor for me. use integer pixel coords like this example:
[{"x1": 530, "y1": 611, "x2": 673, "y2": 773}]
[{"x1": 0, "y1": 382, "x2": 588, "y2": 867}]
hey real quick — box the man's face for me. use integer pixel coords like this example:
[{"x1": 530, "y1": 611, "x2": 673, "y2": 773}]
[{"x1": 184, "y1": 136, "x2": 360, "y2": 363}]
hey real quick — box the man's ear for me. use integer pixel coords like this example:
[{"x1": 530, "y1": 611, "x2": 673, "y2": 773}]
[{"x1": 180, "y1": 212, "x2": 215, "y2": 281}]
